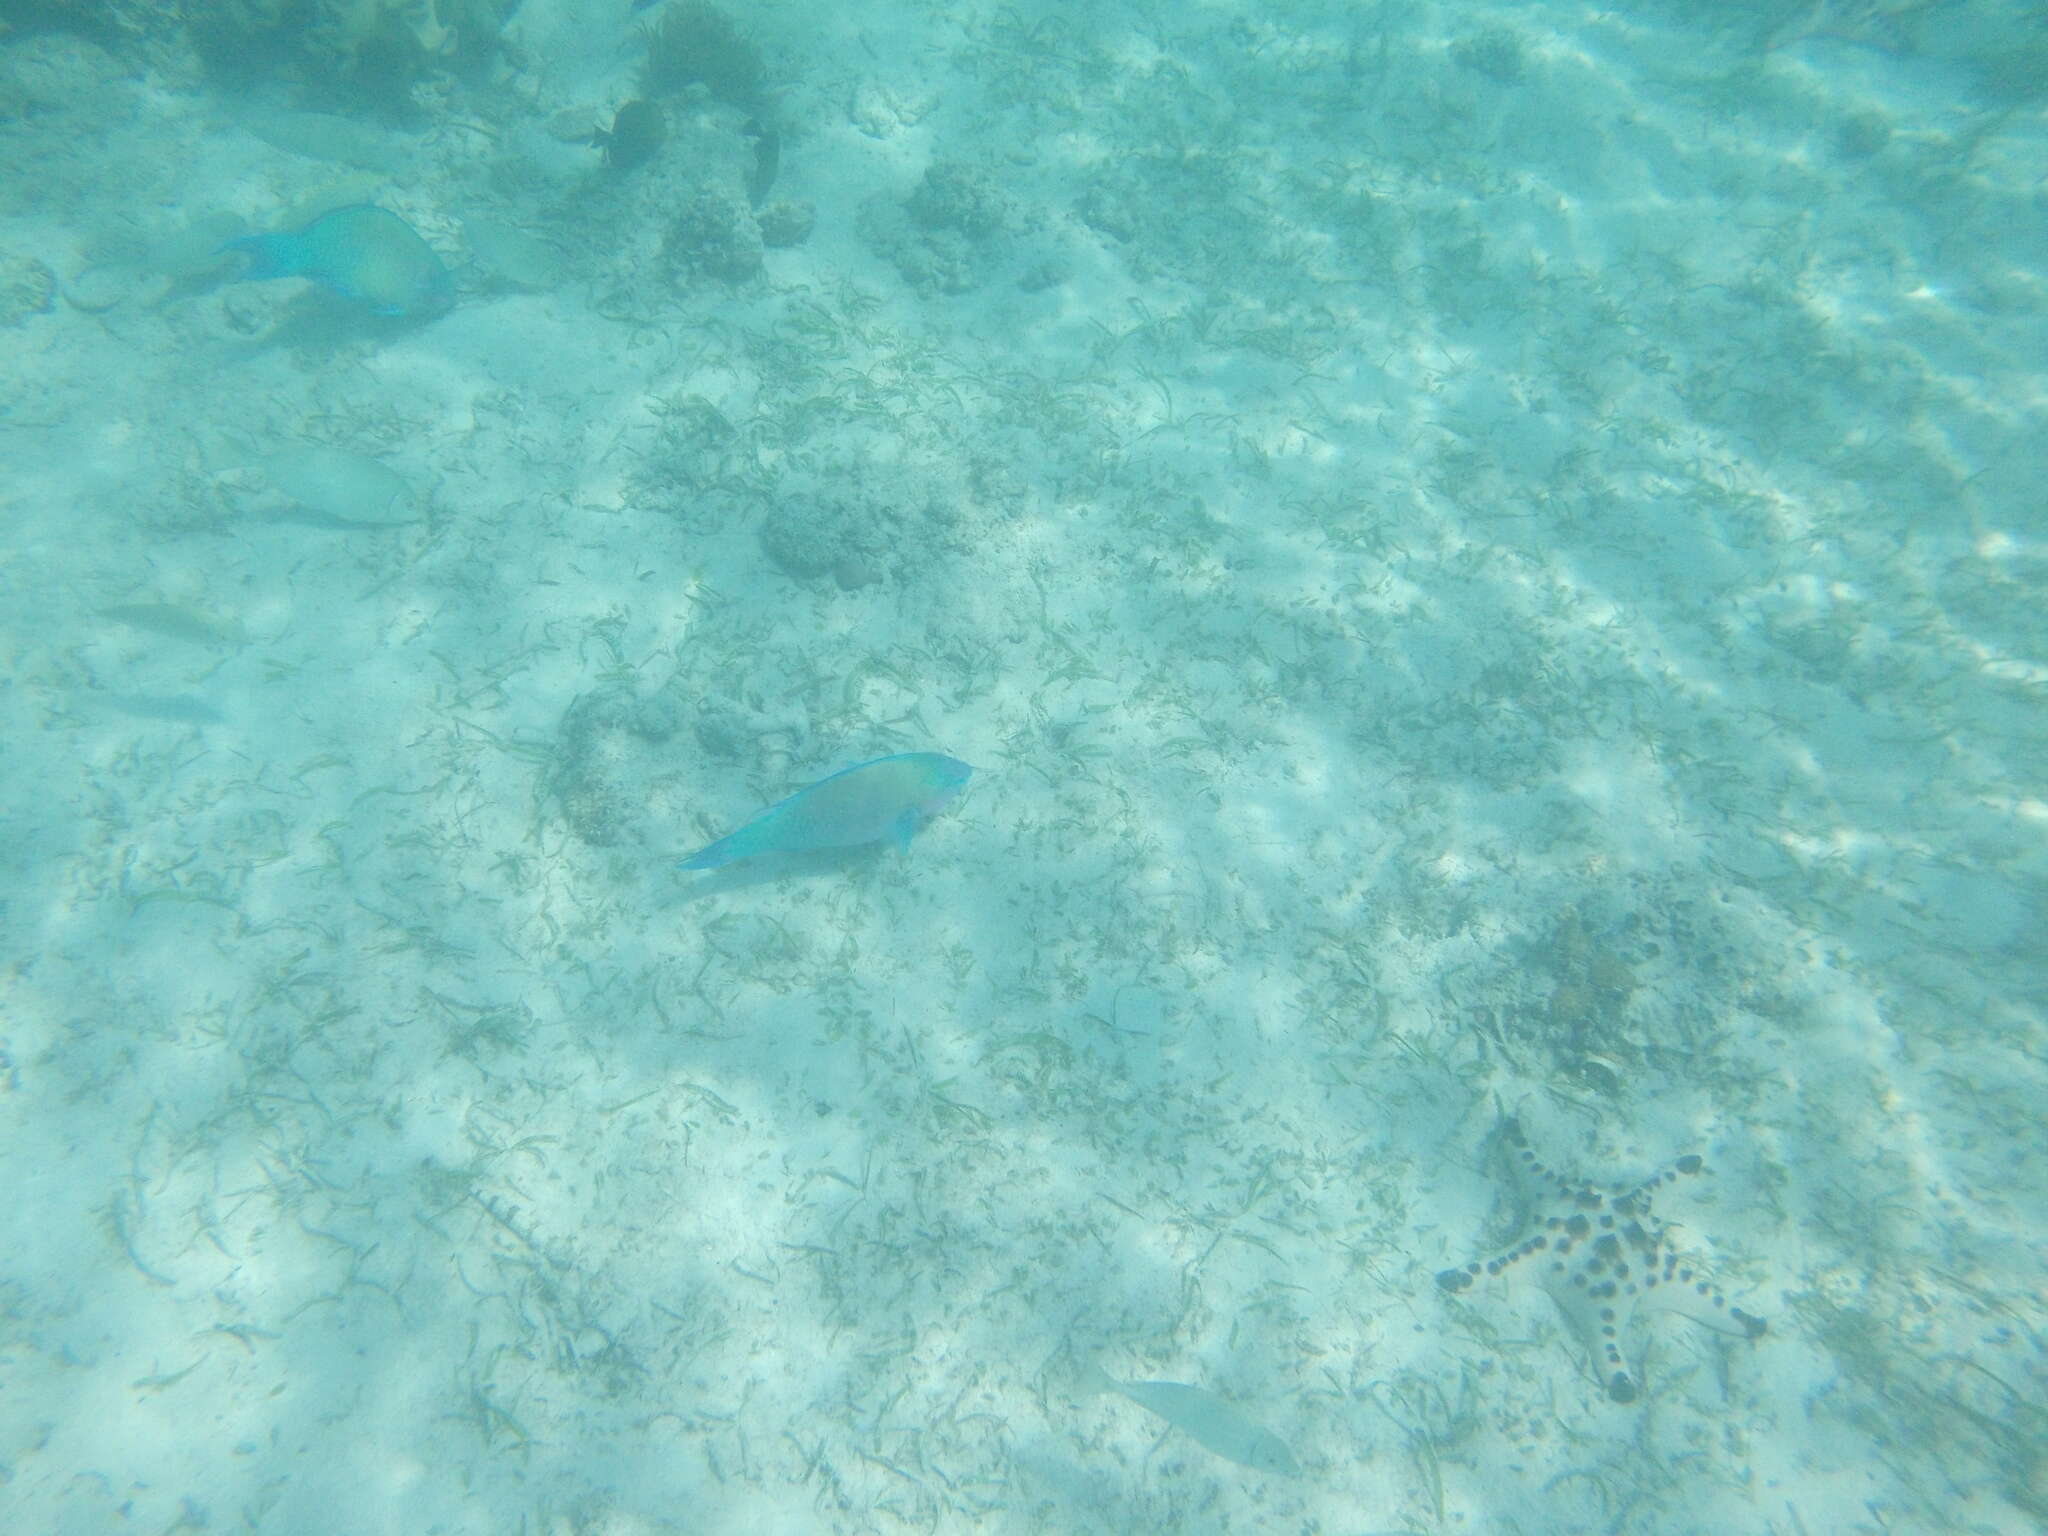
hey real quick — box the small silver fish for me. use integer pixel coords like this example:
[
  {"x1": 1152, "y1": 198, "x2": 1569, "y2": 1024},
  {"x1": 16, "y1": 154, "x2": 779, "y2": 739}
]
[
  {"x1": 98, "y1": 602, "x2": 247, "y2": 648},
  {"x1": 1083, "y1": 1358, "x2": 1301, "y2": 1478},
  {"x1": 99, "y1": 692, "x2": 225, "y2": 726}
]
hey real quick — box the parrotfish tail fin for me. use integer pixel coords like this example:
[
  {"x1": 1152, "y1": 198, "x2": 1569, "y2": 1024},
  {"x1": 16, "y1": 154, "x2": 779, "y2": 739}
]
[
  {"x1": 677, "y1": 809, "x2": 782, "y2": 871},
  {"x1": 677, "y1": 830, "x2": 744, "y2": 871},
  {"x1": 219, "y1": 232, "x2": 301, "y2": 282}
]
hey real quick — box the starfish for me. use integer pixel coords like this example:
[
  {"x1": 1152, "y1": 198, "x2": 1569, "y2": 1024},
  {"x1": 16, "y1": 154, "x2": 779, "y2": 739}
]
[{"x1": 1436, "y1": 1118, "x2": 1767, "y2": 1403}]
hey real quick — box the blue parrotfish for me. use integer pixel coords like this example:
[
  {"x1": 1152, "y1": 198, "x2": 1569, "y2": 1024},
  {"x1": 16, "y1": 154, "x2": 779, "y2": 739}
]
[
  {"x1": 221, "y1": 204, "x2": 454, "y2": 318},
  {"x1": 679, "y1": 753, "x2": 972, "y2": 871}
]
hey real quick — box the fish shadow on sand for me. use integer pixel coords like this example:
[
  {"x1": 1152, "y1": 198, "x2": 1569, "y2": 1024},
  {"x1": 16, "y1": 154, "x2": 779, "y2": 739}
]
[
  {"x1": 243, "y1": 504, "x2": 423, "y2": 532},
  {"x1": 221, "y1": 294, "x2": 446, "y2": 355},
  {"x1": 663, "y1": 841, "x2": 892, "y2": 905}
]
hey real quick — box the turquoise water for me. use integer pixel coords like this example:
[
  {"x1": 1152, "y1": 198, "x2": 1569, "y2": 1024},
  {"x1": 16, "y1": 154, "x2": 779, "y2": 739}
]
[{"x1": 2, "y1": 2, "x2": 2042, "y2": 1530}]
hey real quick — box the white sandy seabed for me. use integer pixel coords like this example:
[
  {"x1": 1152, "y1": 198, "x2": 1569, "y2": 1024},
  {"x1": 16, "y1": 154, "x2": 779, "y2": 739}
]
[{"x1": 1, "y1": 1, "x2": 2043, "y2": 1531}]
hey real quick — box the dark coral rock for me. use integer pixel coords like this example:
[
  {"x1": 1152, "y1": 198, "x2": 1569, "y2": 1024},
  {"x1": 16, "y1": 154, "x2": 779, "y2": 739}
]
[
  {"x1": 756, "y1": 198, "x2": 814, "y2": 248},
  {"x1": 664, "y1": 186, "x2": 763, "y2": 282},
  {"x1": 906, "y1": 161, "x2": 1010, "y2": 238}
]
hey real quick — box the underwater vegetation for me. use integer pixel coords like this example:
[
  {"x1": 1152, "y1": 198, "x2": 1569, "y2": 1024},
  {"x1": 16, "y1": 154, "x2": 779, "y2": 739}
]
[
  {"x1": 547, "y1": 688, "x2": 680, "y2": 848},
  {"x1": 187, "y1": 0, "x2": 514, "y2": 115},
  {"x1": 638, "y1": 1, "x2": 765, "y2": 110},
  {"x1": 0, "y1": 254, "x2": 56, "y2": 326},
  {"x1": 663, "y1": 186, "x2": 764, "y2": 282},
  {"x1": 752, "y1": 482, "x2": 960, "y2": 589},
  {"x1": 1449, "y1": 27, "x2": 1526, "y2": 84},
  {"x1": 754, "y1": 197, "x2": 813, "y2": 248},
  {"x1": 0, "y1": 0, "x2": 163, "y2": 49},
  {"x1": 861, "y1": 160, "x2": 1019, "y2": 298}
]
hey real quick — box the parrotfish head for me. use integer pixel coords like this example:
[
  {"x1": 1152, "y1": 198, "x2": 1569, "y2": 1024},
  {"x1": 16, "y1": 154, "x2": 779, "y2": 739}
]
[{"x1": 923, "y1": 755, "x2": 973, "y2": 800}]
